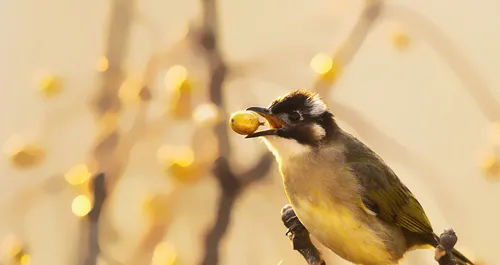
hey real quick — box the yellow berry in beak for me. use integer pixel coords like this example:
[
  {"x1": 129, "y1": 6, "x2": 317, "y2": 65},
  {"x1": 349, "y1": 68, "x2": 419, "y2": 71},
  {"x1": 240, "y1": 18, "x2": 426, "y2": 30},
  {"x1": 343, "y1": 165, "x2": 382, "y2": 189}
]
[{"x1": 229, "y1": 111, "x2": 260, "y2": 135}]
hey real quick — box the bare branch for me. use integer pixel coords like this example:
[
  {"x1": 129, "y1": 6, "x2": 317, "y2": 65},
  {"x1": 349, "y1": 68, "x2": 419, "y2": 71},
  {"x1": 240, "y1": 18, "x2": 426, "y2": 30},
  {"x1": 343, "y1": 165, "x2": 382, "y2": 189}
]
[
  {"x1": 435, "y1": 229, "x2": 459, "y2": 265},
  {"x1": 81, "y1": 173, "x2": 107, "y2": 265},
  {"x1": 197, "y1": 0, "x2": 273, "y2": 265},
  {"x1": 80, "y1": 0, "x2": 136, "y2": 264},
  {"x1": 313, "y1": 0, "x2": 383, "y2": 95}
]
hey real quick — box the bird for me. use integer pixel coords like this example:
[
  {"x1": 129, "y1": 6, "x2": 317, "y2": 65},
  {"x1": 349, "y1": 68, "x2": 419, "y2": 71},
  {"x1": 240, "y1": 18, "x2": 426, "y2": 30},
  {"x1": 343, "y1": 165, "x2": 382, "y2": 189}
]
[{"x1": 244, "y1": 89, "x2": 474, "y2": 265}]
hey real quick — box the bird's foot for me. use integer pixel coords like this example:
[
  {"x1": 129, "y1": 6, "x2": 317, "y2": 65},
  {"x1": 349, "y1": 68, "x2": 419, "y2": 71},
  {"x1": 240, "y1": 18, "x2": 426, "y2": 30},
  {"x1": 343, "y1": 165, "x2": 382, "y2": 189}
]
[{"x1": 280, "y1": 204, "x2": 326, "y2": 265}]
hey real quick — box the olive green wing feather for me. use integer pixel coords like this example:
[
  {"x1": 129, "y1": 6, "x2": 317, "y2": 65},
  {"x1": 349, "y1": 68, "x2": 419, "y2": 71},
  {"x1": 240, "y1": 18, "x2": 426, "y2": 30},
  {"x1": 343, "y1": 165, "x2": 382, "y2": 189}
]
[{"x1": 342, "y1": 134, "x2": 433, "y2": 234}]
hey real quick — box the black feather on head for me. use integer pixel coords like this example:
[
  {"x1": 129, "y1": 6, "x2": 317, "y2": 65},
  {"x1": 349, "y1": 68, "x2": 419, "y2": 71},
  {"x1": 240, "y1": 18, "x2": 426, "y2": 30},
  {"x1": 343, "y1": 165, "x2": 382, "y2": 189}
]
[
  {"x1": 263, "y1": 89, "x2": 339, "y2": 146},
  {"x1": 269, "y1": 89, "x2": 328, "y2": 118}
]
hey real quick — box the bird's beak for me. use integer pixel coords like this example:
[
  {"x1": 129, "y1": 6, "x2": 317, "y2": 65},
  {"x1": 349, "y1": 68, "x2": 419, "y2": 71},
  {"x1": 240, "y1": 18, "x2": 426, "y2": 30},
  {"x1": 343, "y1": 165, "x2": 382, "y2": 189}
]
[{"x1": 245, "y1": 107, "x2": 284, "y2": 138}]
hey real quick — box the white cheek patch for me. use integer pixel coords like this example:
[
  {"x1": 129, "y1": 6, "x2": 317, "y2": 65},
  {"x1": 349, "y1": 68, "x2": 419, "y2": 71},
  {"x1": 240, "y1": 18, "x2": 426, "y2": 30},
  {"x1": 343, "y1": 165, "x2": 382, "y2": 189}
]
[
  {"x1": 261, "y1": 136, "x2": 310, "y2": 164},
  {"x1": 310, "y1": 124, "x2": 326, "y2": 140},
  {"x1": 307, "y1": 94, "x2": 327, "y2": 116}
]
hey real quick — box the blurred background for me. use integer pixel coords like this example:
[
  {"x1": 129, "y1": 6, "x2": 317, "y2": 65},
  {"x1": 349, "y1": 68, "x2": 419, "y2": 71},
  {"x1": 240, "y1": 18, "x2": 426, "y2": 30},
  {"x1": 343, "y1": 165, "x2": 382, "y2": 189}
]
[{"x1": 0, "y1": 0, "x2": 499, "y2": 264}]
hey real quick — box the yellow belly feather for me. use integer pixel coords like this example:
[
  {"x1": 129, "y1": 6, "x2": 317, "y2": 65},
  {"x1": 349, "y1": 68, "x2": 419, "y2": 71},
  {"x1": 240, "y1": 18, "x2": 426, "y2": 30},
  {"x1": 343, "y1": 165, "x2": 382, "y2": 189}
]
[{"x1": 291, "y1": 198, "x2": 395, "y2": 265}]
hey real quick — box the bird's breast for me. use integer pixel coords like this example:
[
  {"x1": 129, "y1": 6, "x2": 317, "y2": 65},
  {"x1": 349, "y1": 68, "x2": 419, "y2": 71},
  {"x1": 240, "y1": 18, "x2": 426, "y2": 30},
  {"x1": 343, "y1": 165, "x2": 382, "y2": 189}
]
[{"x1": 280, "y1": 159, "x2": 397, "y2": 265}]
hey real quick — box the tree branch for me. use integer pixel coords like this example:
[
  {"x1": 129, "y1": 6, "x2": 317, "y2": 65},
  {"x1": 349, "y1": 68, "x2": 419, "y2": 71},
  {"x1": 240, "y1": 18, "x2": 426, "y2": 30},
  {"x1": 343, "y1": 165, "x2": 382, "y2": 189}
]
[
  {"x1": 81, "y1": 0, "x2": 136, "y2": 264},
  {"x1": 82, "y1": 173, "x2": 108, "y2": 265},
  {"x1": 313, "y1": 0, "x2": 383, "y2": 95},
  {"x1": 435, "y1": 229, "x2": 460, "y2": 265},
  {"x1": 197, "y1": 1, "x2": 273, "y2": 265}
]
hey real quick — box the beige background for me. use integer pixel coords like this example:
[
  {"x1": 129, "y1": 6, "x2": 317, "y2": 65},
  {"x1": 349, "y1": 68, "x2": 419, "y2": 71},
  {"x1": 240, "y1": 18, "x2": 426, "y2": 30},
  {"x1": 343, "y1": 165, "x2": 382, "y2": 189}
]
[{"x1": 0, "y1": 0, "x2": 499, "y2": 264}]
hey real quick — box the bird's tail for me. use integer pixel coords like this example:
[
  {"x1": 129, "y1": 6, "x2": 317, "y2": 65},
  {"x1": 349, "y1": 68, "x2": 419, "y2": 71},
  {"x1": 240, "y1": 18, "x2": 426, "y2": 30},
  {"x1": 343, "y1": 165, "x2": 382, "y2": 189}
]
[{"x1": 451, "y1": 248, "x2": 475, "y2": 265}]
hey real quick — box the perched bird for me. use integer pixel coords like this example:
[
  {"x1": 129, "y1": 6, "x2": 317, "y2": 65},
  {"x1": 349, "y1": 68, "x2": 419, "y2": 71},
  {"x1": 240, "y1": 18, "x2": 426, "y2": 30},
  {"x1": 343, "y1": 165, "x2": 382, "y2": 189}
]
[{"x1": 245, "y1": 90, "x2": 473, "y2": 265}]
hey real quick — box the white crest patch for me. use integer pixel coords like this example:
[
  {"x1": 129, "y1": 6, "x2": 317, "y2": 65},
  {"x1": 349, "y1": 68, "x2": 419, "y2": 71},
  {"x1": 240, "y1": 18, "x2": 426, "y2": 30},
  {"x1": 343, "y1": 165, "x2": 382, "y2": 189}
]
[
  {"x1": 306, "y1": 94, "x2": 327, "y2": 116},
  {"x1": 261, "y1": 136, "x2": 310, "y2": 164}
]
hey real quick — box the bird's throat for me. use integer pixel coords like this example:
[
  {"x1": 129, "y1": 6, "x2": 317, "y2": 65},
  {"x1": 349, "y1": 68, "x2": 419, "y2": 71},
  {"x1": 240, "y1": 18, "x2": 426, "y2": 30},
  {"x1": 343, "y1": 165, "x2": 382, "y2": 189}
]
[{"x1": 261, "y1": 136, "x2": 311, "y2": 165}]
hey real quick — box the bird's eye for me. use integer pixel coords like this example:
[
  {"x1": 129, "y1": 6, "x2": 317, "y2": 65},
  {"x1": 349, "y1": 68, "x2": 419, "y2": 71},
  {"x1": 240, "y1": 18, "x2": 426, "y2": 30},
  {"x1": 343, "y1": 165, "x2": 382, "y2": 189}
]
[{"x1": 288, "y1": 111, "x2": 301, "y2": 122}]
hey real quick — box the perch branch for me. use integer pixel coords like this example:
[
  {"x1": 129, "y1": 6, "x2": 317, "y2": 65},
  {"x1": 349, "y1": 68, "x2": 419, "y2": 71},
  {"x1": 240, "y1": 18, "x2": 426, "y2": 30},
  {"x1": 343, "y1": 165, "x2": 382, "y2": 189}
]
[
  {"x1": 198, "y1": 1, "x2": 273, "y2": 265},
  {"x1": 435, "y1": 229, "x2": 460, "y2": 265}
]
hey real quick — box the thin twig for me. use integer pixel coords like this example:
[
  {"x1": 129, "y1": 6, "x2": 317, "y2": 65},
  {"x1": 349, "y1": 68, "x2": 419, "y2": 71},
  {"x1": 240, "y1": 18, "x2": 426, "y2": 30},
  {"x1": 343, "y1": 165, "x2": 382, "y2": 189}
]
[
  {"x1": 314, "y1": 0, "x2": 383, "y2": 95},
  {"x1": 123, "y1": 192, "x2": 179, "y2": 265},
  {"x1": 98, "y1": 19, "x2": 178, "y2": 265},
  {"x1": 81, "y1": 0, "x2": 136, "y2": 264},
  {"x1": 110, "y1": 13, "x2": 203, "y2": 265},
  {"x1": 89, "y1": 0, "x2": 135, "y2": 188}
]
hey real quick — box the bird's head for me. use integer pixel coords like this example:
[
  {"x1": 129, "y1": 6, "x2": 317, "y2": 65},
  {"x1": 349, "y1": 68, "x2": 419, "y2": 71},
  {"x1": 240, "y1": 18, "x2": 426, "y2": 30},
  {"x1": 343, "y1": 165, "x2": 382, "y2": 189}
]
[{"x1": 245, "y1": 90, "x2": 337, "y2": 155}]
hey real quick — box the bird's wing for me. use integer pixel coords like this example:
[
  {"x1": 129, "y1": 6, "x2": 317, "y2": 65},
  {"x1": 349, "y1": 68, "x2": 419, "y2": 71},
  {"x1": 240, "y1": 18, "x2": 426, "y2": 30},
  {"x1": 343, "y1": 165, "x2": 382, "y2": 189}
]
[{"x1": 342, "y1": 134, "x2": 433, "y2": 234}]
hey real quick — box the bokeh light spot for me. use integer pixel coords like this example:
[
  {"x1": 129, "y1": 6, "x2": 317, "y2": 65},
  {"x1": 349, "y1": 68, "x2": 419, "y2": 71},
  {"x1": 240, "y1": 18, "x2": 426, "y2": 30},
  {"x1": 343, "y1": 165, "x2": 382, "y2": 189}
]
[
  {"x1": 152, "y1": 241, "x2": 177, "y2": 265},
  {"x1": 96, "y1": 57, "x2": 109, "y2": 72},
  {"x1": 39, "y1": 75, "x2": 62, "y2": 97},
  {"x1": 310, "y1": 53, "x2": 333, "y2": 75},
  {"x1": 72, "y1": 195, "x2": 92, "y2": 217},
  {"x1": 192, "y1": 103, "x2": 220, "y2": 126},
  {"x1": 64, "y1": 164, "x2": 92, "y2": 185},
  {"x1": 164, "y1": 65, "x2": 188, "y2": 91}
]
